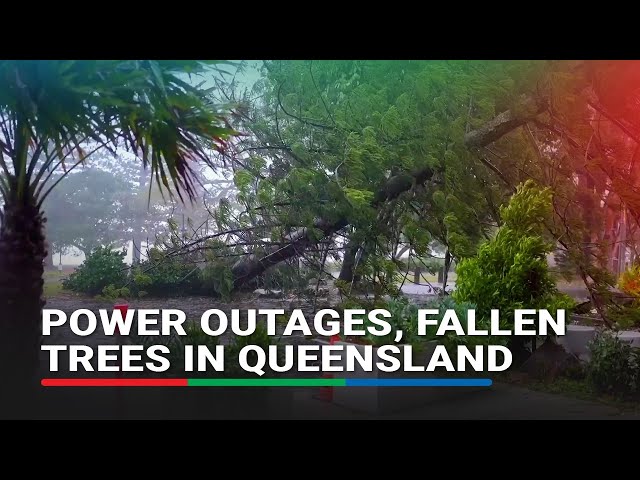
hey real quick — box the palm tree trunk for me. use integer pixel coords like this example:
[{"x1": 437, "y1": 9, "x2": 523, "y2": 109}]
[{"x1": 0, "y1": 195, "x2": 47, "y2": 418}]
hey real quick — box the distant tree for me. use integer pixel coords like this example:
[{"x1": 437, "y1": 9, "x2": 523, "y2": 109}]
[{"x1": 44, "y1": 168, "x2": 131, "y2": 259}]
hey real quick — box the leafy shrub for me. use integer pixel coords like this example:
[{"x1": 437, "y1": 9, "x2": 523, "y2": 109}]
[
  {"x1": 609, "y1": 304, "x2": 640, "y2": 329},
  {"x1": 130, "y1": 248, "x2": 201, "y2": 297},
  {"x1": 62, "y1": 246, "x2": 127, "y2": 295},
  {"x1": 453, "y1": 181, "x2": 575, "y2": 346},
  {"x1": 226, "y1": 321, "x2": 278, "y2": 377},
  {"x1": 200, "y1": 263, "x2": 234, "y2": 300},
  {"x1": 98, "y1": 284, "x2": 131, "y2": 301},
  {"x1": 418, "y1": 296, "x2": 508, "y2": 351},
  {"x1": 587, "y1": 330, "x2": 640, "y2": 397},
  {"x1": 257, "y1": 262, "x2": 309, "y2": 292},
  {"x1": 355, "y1": 295, "x2": 505, "y2": 352},
  {"x1": 362, "y1": 296, "x2": 421, "y2": 346},
  {"x1": 132, "y1": 321, "x2": 220, "y2": 377},
  {"x1": 619, "y1": 263, "x2": 640, "y2": 297},
  {"x1": 179, "y1": 322, "x2": 221, "y2": 378}
]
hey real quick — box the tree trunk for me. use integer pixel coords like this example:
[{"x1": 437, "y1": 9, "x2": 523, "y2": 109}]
[
  {"x1": 0, "y1": 196, "x2": 47, "y2": 418},
  {"x1": 132, "y1": 236, "x2": 141, "y2": 264},
  {"x1": 232, "y1": 218, "x2": 348, "y2": 290},
  {"x1": 338, "y1": 241, "x2": 360, "y2": 283},
  {"x1": 442, "y1": 249, "x2": 451, "y2": 294},
  {"x1": 463, "y1": 95, "x2": 546, "y2": 148},
  {"x1": 46, "y1": 248, "x2": 55, "y2": 270}
]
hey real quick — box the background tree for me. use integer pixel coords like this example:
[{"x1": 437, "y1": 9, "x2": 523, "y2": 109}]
[{"x1": 44, "y1": 168, "x2": 132, "y2": 260}]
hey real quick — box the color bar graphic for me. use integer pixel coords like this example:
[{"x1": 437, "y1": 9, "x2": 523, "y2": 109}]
[
  {"x1": 344, "y1": 378, "x2": 492, "y2": 387},
  {"x1": 41, "y1": 378, "x2": 492, "y2": 387},
  {"x1": 41, "y1": 378, "x2": 188, "y2": 387}
]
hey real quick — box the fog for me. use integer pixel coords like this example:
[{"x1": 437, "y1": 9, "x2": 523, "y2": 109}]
[{"x1": 51, "y1": 61, "x2": 262, "y2": 266}]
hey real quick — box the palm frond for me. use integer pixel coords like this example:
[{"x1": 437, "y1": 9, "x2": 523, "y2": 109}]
[{"x1": 0, "y1": 60, "x2": 238, "y2": 203}]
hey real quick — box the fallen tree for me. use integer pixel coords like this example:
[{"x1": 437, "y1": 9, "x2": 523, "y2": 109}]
[
  {"x1": 231, "y1": 167, "x2": 434, "y2": 289},
  {"x1": 229, "y1": 95, "x2": 547, "y2": 290}
]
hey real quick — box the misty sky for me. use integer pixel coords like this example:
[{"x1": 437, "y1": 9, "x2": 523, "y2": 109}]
[{"x1": 58, "y1": 61, "x2": 262, "y2": 266}]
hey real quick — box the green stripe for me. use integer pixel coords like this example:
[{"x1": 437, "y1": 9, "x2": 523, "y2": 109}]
[{"x1": 187, "y1": 378, "x2": 345, "y2": 387}]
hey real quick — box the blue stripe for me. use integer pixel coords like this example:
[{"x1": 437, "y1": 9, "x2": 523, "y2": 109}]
[{"x1": 344, "y1": 378, "x2": 493, "y2": 387}]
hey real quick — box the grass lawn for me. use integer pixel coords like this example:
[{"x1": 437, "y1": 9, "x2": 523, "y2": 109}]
[{"x1": 43, "y1": 270, "x2": 68, "y2": 298}]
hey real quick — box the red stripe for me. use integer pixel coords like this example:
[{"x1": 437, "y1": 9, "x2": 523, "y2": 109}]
[{"x1": 41, "y1": 378, "x2": 188, "y2": 387}]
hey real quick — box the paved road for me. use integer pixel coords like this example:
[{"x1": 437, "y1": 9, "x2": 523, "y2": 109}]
[{"x1": 282, "y1": 383, "x2": 640, "y2": 420}]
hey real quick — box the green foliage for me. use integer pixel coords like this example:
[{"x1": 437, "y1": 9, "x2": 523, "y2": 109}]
[
  {"x1": 419, "y1": 296, "x2": 509, "y2": 351},
  {"x1": 343, "y1": 188, "x2": 375, "y2": 210},
  {"x1": 499, "y1": 180, "x2": 552, "y2": 234},
  {"x1": 609, "y1": 304, "x2": 640, "y2": 330},
  {"x1": 98, "y1": 284, "x2": 131, "y2": 301},
  {"x1": 454, "y1": 181, "x2": 575, "y2": 331},
  {"x1": 618, "y1": 263, "x2": 640, "y2": 297},
  {"x1": 587, "y1": 331, "x2": 640, "y2": 398},
  {"x1": 226, "y1": 321, "x2": 277, "y2": 377},
  {"x1": 130, "y1": 248, "x2": 200, "y2": 297},
  {"x1": 200, "y1": 263, "x2": 234, "y2": 300},
  {"x1": 362, "y1": 296, "x2": 422, "y2": 347},
  {"x1": 258, "y1": 262, "x2": 308, "y2": 292},
  {"x1": 132, "y1": 321, "x2": 221, "y2": 378},
  {"x1": 62, "y1": 246, "x2": 127, "y2": 295},
  {"x1": 349, "y1": 295, "x2": 504, "y2": 352},
  {"x1": 133, "y1": 272, "x2": 152, "y2": 287},
  {"x1": 354, "y1": 256, "x2": 400, "y2": 299},
  {"x1": 0, "y1": 60, "x2": 235, "y2": 205},
  {"x1": 608, "y1": 264, "x2": 640, "y2": 328},
  {"x1": 218, "y1": 60, "x2": 547, "y2": 297}
]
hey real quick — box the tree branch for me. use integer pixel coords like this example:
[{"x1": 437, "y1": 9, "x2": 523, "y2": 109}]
[{"x1": 464, "y1": 96, "x2": 546, "y2": 147}]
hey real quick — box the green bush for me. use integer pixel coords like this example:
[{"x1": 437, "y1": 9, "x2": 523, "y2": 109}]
[
  {"x1": 258, "y1": 262, "x2": 308, "y2": 292},
  {"x1": 179, "y1": 322, "x2": 221, "y2": 378},
  {"x1": 453, "y1": 181, "x2": 575, "y2": 345},
  {"x1": 98, "y1": 284, "x2": 131, "y2": 301},
  {"x1": 62, "y1": 246, "x2": 127, "y2": 295},
  {"x1": 355, "y1": 295, "x2": 504, "y2": 352},
  {"x1": 587, "y1": 331, "x2": 640, "y2": 397},
  {"x1": 131, "y1": 321, "x2": 220, "y2": 377},
  {"x1": 609, "y1": 302, "x2": 640, "y2": 329},
  {"x1": 129, "y1": 248, "x2": 240, "y2": 298},
  {"x1": 418, "y1": 296, "x2": 508, "y2": 351},
  {"x1": 362, "y1": 296, "x2": 422, "y2": 347},
  {"x1": 200, "y1": 263, "x2": 234, "y2": 300},
  {"x1": 226, "y1": 321, "x2": 278, "y2": 377},
  {"x1": 130, "y1": 248, "x2": 201, "y2": 297}
]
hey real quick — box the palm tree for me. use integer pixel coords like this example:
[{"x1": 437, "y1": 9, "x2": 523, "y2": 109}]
[{"x1": 0, "y1": 60, "x2": 236, "y2": 416}]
